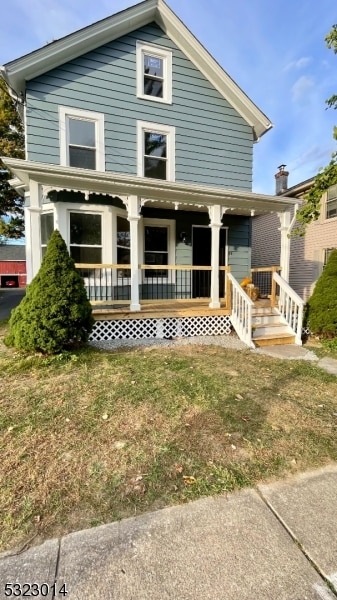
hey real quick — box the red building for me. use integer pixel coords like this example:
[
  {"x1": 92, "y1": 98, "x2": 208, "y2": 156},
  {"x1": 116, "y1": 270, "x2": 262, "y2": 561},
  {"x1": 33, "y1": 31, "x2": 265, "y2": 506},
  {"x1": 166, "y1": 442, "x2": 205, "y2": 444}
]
[{"x1": 0, "y1": 245, "x2": 26, "y2": 288}]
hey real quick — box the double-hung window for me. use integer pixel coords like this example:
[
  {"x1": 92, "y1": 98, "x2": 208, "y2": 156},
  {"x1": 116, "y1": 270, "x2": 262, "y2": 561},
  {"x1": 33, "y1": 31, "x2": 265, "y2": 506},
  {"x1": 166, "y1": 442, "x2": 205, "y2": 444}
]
[
  {"x1": 137, "y1": 121, "x2": 175, "y2": 181},
  {"x1": 59, "y1": 107, "x2": 105, "y2": 171},
  {"x1": 136, "y1": 41, "x2": 172, "y2": 104},
  {"x1": 69, "y1": 212, "x2": 102, "y2": 263},
  {"x1": 326, "y1": 184, "x2": 337, "y2": 219}
]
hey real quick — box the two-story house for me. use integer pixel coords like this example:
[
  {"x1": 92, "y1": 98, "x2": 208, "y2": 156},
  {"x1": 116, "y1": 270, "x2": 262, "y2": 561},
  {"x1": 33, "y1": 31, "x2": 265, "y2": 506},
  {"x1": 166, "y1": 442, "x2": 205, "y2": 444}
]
[{"x1": 1, "y1": 0, "x2": 302, "y2": 347}]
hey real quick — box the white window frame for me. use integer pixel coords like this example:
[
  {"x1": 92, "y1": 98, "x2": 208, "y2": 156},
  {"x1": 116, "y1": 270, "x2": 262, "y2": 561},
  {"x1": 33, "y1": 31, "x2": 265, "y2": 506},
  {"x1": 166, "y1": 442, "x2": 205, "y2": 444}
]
[
  {"x1": 59, "y1": 106, "x2": 105, "y2": 171},
  {"x1": 40, "y1": 211, "x2": 54, "y2": 256},
  {"x1": 116, "y1": 212, "x2": 131, "y2": 283},
  {"x1": 68, "y1": 210, "x2": 103, "y2": 264},
  {"x1": 142, "y1": 218, "x2": 176, "y2": 283},
  {"x1": 323, "y1": 247, "x2": 336, "y2": 268},
  {"x1": 136, "y1": 41, "x2": 172, "y2": 104},
  {"x1": 137, "y1": 121, "x2": 175, "y2": 182},
  {"x1": 326, "y1": 184, "x2": 337, "y2": 220}
]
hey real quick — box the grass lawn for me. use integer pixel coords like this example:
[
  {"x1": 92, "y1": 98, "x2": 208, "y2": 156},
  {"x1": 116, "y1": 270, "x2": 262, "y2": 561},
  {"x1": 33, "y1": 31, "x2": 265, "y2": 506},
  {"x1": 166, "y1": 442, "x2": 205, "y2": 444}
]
[{"x1": 1, "y1": 322, "x2": 337, "y2": 554}]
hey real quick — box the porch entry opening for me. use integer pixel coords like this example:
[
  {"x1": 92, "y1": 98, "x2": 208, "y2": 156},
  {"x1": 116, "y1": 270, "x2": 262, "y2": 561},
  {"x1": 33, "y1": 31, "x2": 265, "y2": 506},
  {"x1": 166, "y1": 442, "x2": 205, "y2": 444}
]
[{"x1": 192, "y1": 226, "x2": 228, "y2": 298}]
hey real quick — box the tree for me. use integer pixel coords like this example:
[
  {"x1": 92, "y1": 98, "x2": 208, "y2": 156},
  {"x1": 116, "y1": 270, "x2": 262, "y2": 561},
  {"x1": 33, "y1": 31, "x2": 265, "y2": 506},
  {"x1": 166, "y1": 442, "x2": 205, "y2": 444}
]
[
  {"x1": 4, "y1": 230, "x2": 94, "y2": 354},
  {"x1": 305, "y1": 249, "x2": 337, "y2": 337},
  {"x1": 294, "y1": 25, "x2": 337, "y2": 235},
  {"x1": 0, "y1": 77, "x2": 25, "y2": 239}
]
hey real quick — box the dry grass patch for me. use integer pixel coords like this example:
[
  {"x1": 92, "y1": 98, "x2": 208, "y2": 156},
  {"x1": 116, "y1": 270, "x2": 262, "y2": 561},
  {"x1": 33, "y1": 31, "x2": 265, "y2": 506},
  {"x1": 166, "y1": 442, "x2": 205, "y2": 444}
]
[{"x1": 1, "y1": 324, "x2": 337, "y2": 553}]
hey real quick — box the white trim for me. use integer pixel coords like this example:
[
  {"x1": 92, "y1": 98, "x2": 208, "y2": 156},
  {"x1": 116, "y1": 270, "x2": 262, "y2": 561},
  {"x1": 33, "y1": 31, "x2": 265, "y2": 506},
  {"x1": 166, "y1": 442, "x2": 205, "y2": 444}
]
[
  {"x1": 142, "y1": 217, "x2": 175, "y2": 283},
  {"x1": 4, "y1": 158, "x2": 299, "y2": 214},
  {"x1": 136, "y1": 41, "x2": 172, "y2": 104},
  {"x1": 137, "y1": 121, "x2": 175, "y2": 182},
  {"x1": 59, "y1": 106, "x2": 105, "y2": 171}
]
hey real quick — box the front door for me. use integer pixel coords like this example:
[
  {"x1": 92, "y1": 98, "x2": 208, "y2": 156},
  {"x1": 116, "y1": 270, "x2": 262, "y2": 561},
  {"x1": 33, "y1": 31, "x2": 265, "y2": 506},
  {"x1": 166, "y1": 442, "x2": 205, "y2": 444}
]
[{"x1": 192, "y1": 226, "x2": 228, "y2": 298}]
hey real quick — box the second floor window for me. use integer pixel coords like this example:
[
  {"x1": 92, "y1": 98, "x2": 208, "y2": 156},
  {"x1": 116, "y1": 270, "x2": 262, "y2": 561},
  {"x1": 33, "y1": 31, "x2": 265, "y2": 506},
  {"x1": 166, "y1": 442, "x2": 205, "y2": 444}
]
[
  {"x1": 59, "y1": 107, "x2": 105, "y2": 171},
  {"x1": 137, "y1": 121, "x2": 175, "y2": 181},
  {"x1": 68, "y1": 118, "x2": 96, "y2": 169},
  {"x1": 326, "y1": 184, "x2": 337, "y2": 219}
]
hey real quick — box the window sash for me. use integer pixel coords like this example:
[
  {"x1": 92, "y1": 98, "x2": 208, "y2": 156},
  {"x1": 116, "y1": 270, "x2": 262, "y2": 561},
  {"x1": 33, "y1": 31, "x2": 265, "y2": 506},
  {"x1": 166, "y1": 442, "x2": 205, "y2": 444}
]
[{"x1": 326, "y1": 197, "x2": 337, "y2": 219}]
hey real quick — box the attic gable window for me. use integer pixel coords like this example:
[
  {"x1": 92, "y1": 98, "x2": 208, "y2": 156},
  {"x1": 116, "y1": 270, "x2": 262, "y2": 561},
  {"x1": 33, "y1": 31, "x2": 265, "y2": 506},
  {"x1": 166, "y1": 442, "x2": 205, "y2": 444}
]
[
  {"x1": 136, "y1": 41, "x2": 172, "y2": 104},
  {"x1": 59, "y1": 107, "x2": 105, "y2": 171}
]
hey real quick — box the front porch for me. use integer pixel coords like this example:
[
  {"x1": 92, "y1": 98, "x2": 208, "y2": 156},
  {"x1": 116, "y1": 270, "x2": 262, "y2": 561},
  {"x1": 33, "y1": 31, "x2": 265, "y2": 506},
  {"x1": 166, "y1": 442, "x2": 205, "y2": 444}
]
[{"x1": 80, "y1": 264, "x2": 304, "y2": 348}]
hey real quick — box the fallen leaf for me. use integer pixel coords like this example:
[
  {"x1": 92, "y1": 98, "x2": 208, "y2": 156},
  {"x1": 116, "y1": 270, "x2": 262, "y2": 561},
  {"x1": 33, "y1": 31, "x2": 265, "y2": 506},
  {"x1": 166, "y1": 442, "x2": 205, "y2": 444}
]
[
  {"x1": 241, "y1": 416, "x2": 250, "y2": 422},
  {"x1": 175, "y1": 465, "x2": 183, "y2": 473},
  {"x1": 183, "y1": 475, "x2": 196, "y2": 485}
]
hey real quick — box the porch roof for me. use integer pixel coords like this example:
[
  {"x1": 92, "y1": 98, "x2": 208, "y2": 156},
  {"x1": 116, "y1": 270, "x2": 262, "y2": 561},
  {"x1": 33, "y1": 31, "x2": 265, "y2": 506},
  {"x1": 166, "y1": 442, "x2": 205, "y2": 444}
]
[{"x1": 4, "y1": 157, "x2": 298, "y2": 215}]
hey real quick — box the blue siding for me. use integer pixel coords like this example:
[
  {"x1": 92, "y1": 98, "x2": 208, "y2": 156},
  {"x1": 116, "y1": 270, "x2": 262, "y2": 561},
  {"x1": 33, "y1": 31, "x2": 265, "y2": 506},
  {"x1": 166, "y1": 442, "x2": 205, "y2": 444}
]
[{"x1": 26, "y1": 23, "x2": 253, "y2": 190}]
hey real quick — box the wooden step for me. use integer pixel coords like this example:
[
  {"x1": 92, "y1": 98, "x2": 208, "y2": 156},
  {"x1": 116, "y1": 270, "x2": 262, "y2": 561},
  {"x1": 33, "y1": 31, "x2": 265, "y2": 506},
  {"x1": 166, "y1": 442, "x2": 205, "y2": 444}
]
[{"x1": 253, "y1": 333, "x2": 296, "y2": 347}]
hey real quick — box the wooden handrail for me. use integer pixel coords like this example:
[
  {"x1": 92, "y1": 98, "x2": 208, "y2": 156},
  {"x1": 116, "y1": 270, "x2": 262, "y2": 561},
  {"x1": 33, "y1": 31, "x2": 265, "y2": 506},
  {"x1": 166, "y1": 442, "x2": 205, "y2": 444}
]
[
  {"x1": 76, "y1": 263, "x2": 231, "y2": 272},
  {"x1": 250, "y1": 266, "x2": 281, "y2": 273}
]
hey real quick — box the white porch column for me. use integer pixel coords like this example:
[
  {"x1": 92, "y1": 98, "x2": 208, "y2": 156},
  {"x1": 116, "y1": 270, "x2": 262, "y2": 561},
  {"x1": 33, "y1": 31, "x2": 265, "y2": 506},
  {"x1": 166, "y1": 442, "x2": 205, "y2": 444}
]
[
  {"x1": 277, "y1": 210, "x2": 292, "y2": 282},
  {"x1": 26, "y1": 180, "x2": 42, "y2": 281},
  {"x1": 208, "y1": 205, "x2": 223, "y2": 309},
  {"x1": 126, "y1": 196, "x2": 141, "y2": 311}
]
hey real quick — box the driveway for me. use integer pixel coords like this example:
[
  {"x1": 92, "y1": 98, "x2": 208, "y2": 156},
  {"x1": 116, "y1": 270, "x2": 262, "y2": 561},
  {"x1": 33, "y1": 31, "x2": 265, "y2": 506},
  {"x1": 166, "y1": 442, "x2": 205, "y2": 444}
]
[{"x1": 0, "y1": 289, "x2": 25, "y2": 321}]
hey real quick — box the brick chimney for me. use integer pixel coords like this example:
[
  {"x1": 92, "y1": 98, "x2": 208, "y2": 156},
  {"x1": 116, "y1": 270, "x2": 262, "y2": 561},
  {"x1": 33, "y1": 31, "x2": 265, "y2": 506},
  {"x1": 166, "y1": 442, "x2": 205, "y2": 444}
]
[{"x1": 275, "y1": 164, "x2": 289, "y2": 195}]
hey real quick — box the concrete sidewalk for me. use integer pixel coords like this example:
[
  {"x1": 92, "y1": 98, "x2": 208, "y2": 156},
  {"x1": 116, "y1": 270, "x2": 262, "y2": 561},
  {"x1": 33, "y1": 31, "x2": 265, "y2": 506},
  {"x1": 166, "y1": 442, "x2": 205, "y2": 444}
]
[{"x1": 1, "y1": 465, "x2": 336, "y2": 599}]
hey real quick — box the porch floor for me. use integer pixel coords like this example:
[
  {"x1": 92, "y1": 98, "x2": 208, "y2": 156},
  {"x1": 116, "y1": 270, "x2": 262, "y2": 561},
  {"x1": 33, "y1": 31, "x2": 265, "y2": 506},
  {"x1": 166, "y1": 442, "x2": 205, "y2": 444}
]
[{"x1": 92, "y1": 300, "x2": 230, "y2": 321}]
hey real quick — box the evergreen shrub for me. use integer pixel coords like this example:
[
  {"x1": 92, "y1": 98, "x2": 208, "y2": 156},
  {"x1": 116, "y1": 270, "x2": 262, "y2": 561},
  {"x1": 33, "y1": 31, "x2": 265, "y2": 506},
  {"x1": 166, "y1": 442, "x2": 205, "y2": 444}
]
[
  {"x1": 5, "y1": 230, "x2": 94, "y2": 353},
  {"x1": 305, "y1": 249, "x2": 337, "y2": 337}
]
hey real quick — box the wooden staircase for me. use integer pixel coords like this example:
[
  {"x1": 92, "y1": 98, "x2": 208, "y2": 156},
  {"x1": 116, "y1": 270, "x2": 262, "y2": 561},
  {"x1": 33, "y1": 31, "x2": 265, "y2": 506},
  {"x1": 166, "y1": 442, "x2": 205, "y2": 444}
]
[{"x1": 251, "y1": 300, "x2": 296, "y2": 347}]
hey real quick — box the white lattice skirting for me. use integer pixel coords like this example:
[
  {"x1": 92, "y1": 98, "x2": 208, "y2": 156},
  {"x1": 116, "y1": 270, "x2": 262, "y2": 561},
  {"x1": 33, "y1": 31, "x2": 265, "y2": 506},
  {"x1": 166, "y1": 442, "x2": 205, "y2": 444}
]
[{"x1": 90, "y1": 315, "x2": 232, "y2": 341}]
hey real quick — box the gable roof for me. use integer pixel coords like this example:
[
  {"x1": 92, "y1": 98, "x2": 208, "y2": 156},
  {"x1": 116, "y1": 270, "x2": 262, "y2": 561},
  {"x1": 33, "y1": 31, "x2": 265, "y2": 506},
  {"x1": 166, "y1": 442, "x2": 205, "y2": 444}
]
[
  {"x1": 0, "y1": 245, "x2": 26, "y2": 261},
  {"x1": 1, "y1": 0, "x2": 272, "y2": 141}
]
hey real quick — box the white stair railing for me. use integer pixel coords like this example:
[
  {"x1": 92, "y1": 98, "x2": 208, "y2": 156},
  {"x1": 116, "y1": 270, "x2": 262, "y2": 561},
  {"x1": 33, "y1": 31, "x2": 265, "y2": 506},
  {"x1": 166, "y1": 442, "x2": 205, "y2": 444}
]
[
  {"x1": 227, "y1": 272, "x2": 255, "y2": 347},
  {"x1": 273, "y1": 272, "x2": 304, "y2": 345}
]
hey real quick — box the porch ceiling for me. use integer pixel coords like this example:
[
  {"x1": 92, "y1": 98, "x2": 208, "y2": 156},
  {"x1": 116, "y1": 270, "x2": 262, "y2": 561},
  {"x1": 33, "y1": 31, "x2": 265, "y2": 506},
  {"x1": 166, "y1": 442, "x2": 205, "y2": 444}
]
[{"x1": 4, "y1": 158, "x2": 298, "y2": 215}]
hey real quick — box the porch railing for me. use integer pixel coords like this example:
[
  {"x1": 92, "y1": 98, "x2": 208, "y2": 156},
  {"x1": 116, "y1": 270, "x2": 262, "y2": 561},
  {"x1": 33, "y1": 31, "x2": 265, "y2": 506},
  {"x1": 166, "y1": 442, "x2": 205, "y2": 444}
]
[
  {"x1": 227, "y1": 272, "x2": 254, "y2": 347},
  {"x1": 273, "y1": 272, "x2": 304, "y2": 345},
  {"x1": 250, "y1": 266, "x2": 281, "y2": 307},
  {"x1": 75, "y1": 264, "x2": 230, "y2": 306}
]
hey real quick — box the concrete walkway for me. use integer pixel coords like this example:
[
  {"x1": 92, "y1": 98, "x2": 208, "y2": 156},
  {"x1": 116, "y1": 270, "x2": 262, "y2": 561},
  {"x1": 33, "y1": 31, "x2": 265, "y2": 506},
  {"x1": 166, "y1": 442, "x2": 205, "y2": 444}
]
[
  {"x1": 254, "y1": 343, "x2": 337, "y2": 376},
  {"x1": 1, "y1": 465, "x2": 336, "y2": 599}
]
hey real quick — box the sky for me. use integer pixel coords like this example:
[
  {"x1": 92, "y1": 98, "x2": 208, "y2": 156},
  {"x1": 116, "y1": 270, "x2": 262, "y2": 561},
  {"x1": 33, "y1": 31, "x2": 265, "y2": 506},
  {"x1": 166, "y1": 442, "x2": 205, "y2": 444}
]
[{"x1": 1, "y1": 0, "x2": 337, "y2": 195}]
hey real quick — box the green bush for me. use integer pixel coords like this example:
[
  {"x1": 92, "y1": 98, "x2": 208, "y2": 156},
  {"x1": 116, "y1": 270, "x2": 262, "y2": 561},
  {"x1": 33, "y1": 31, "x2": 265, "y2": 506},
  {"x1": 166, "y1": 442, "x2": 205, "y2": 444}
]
[
  {"x1": 5, "y1": 230, "x2": 94, "y2": 353},
  {"x1": 306, "y1": 249, "x2": 337, "y2": 337}
]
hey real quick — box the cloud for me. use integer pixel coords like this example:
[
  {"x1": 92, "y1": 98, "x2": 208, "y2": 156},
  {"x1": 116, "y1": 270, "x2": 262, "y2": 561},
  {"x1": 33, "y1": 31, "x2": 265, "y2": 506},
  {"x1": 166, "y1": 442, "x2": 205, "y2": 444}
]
[
  {"x1": 284, "y1": 56, "x2": 312, "y2": 71},
  {"x1": 291, "y1": 75, "x2": 315, "y2": 102}
]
